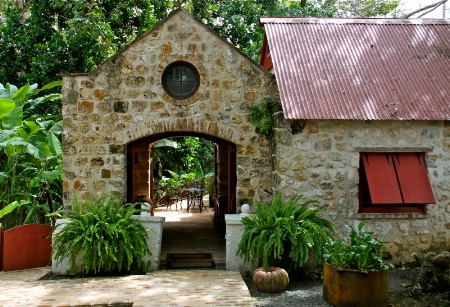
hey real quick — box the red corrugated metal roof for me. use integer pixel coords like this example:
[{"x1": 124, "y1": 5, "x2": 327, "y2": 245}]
[{"x1": 260, "y1": 18, "x2": 450, "y2": 120}]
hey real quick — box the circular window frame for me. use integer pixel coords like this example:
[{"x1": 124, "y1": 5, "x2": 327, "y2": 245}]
[
  {"x1": 162, "y1": 61, "x2": 200, "y2": 100},
  {"x1": 157, "y1": 56, "x2": 206, "y2": 106}
]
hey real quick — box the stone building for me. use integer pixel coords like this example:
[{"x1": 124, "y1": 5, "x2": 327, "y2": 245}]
[
  {"x1": 61, "y1": 8, "x2": 276, "y2": 229},
  {"x1": 61, "y1": 9, "x2": 449, "y2": 264},
  {"x1": 260, "y1": 17, "x2": 450, "y2": 263}
]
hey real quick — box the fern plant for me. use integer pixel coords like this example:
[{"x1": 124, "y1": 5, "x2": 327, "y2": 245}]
[
  {"x1": 52, "y1": 194, "x2": 150, "y2": 275},
  {"x1": 249, "y1": 98, "x2": 275, "y2": 136},
  {"x1": 237, "y1": 193, "x2": 334, "y2": 272}
]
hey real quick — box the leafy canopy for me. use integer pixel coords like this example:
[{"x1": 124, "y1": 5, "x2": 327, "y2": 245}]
[
  {"x1": 153, "y1": 137, "x2": 214, "y2": 180},
  {"x1": 0, "y1": 0, "x2": 400, "y2": 87}
]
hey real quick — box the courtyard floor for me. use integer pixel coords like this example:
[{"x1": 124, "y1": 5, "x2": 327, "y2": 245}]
[{"x1": 0, "y1": 266, "x2": 255, "y2": 307}]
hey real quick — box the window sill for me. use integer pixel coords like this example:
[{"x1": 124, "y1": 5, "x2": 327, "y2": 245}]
[{"x1": 355, "y1": 213, "x2": 427, "y2": 219}]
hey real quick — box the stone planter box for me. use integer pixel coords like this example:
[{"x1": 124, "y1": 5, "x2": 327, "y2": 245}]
[
  {"x1": 133, "y1": 214, "x2": 165, "y2": 271},
  {"x1": 225, "y1": 213, "x2": 256, "y2": 274},
  {"x1": 52, "y1": 214, "x2": 165, "y2": 275}
]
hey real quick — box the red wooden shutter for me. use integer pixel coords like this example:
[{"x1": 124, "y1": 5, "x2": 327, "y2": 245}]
[
  {"x1": 362, "y1": 153, "x2": 403, "y2": 204},
  {"x1": 393, "y1": 153, "x2": 435, "y2": 204}
]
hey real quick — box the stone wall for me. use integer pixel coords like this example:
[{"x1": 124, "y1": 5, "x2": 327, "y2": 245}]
[
  {"x1": 61, "y1": 8, "x2": 449, "y2": 264},
  {"x1": 61, "y1": 9, "x2": 276, "y2": 208},
  {"x1": 272, "y1": 118, "x2": 450, "y2": 262}
]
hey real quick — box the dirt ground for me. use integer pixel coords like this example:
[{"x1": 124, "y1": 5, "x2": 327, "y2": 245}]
[{"x1": 244, "y1": 267, "x2": 449, "y2": 307}]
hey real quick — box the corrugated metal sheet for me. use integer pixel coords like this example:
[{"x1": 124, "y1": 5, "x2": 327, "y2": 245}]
[{"x1": 260, "y1": 18, "x2": 450, "y2": 120}]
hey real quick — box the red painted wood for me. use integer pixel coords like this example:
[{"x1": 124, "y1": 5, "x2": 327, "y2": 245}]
[
  {"x1": 3, "y1": 224, "x2": 52, "y2": 271},
  {"x1": 362, "y1": 153, "x2": 403, "y2": 204},
  {"x1": 393, "y1": 153, "x2": 436, "y2": 204},
  {"x1": 259, "y1": 34, "x2": 273, "y2": 70},
  {"x1": 0, "y1": 226, "x2": 4, "y2": 271},
  {"x1": 359, "y1": 205, "x2": 425, "y2": 214},
  {"x1": 227, "y1": 144, "x2": 237, "y2": 215}
]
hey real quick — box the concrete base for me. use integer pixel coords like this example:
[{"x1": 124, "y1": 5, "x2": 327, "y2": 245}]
[
  {"x1": 133, "y1": 213, "x2": 165, "y2": 271},
  {"x1": 52, "y1": 214, "x2": 165, "y2": 275},
  {"x1": 225, "y1": 214, "x2": 255, "y2": 274},
  {"x1": 52, "y1": 219, "x2": 80, "y2": 275}
]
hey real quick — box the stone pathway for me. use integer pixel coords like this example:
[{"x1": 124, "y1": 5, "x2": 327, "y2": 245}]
[{"x1": 0, "y1": 267, "x2": 255, "y2": 307}]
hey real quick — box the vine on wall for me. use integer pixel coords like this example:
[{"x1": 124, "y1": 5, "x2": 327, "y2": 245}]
[{"x1": 249, "y1": 98, "x2": 275, "y2": 136}]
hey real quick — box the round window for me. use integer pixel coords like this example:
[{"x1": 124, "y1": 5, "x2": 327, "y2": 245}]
[{"x1": 162, "y1": 61, "x2": 200, "y2": 99}]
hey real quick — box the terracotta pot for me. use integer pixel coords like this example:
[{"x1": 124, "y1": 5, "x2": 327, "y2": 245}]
[
  {"x1": 252, "y1": 267, "x2": 289, "y2": 293},
  {"x1": 323, "y1": 262, "x2": 389, "y2": 307}
]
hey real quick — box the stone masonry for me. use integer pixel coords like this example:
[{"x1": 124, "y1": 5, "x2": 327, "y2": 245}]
[
  {"x1": 272, "y1": 118, "x2": 450, "y2": 263},
  {"x1": 62, "y1": 8, "x2": 449, "y2": 264},
  {"x1": 61, "y1": 9, "x2": 276, "y2": 209}
]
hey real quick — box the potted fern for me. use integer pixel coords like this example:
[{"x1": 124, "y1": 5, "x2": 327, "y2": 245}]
[
  {"x1": 237, "y1": 193, "x2": 334, "y2": 293},
  {"x1": 52, "y1": 194, "x2": 151, "y2": 276},
  {"x1": 322, "y1": 222, "x2": 393, "y2": 307}
]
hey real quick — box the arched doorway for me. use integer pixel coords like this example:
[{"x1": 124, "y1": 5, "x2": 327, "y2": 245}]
[
  {"x1": 60, "y1": 8, "x2": 276, "y2": 270},
  {"x1": 126, "y1": 132, "x2": 236, "y2": 268},
  {"x1": 127, "y1": 132, "x2": 237, "y2": 223}
]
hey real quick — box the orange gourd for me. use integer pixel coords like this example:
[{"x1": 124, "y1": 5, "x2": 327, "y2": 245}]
[{"x1": 252, "y1": 267, "x2": 289, "y2": 293}]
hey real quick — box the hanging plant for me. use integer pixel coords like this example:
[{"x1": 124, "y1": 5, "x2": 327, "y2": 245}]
[{"x1": 249, "y1": 98, "x2": 275, "y2": 136}]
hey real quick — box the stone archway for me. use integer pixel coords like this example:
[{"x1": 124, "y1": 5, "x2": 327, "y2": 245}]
[
  {"x1": 127, "y1": 131, "x2": 237, "y2": 227},
  {"x1": 61, "y1": 9, "x2": 277, "y2": 211}
]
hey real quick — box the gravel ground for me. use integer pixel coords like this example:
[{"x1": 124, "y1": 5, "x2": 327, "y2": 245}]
[{"x1": 243, "y1": 268, "x2": 449, "y2": 307}]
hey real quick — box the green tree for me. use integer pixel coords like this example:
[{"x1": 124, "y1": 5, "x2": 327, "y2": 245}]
[
  {"x1": 0, "y1": 0, "x2": 155, "y2": 86},
  {"x1": 0, "y1": 0, "x2": 401, "y2": 87},
  {"x1": 153, "y1": 137, "x2": 214, "y2": 180},
  {"x1": 335, "y1": 0, "x2": 400, "y2": 17}
]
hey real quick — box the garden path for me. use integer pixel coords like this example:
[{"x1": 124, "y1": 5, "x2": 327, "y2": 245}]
[
  {"x1": 155, "y1": 196, "x2": 226, "y2": 268},
  {"x1": 0, "y1": 267, "x2": 254, "y2": 306}
]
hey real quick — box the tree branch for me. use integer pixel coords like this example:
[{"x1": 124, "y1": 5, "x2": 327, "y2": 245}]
[
  {"x1": 418, "y1": 3, "x2": 442, "y2": 18},
  {"x1": 403, "y1": 0, "x2": 448, "y2": 18}
]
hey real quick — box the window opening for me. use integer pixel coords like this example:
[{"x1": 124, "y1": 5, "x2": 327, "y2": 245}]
[
  {"x1": 162, "y1": 61, "x2": 200, "y2": 99},
  {"x1": 359, "y1": 152, "x2": 435, "y2": 213}
]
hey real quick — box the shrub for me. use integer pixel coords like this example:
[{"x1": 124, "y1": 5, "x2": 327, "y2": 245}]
[
  {"x1": 323, "y1": 222, "x2": 393, "y2": 271},
  {"x1": 237, "y1": 193, "x2": 334, "y2": 272},
  {"x1": 52, "y1": 194, "x2": 150, "y2": 275}
]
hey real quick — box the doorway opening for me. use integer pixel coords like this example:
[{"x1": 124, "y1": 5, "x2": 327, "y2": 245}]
[{"x1": 126, "y1": 132, "x2": 236, "y2": 268}]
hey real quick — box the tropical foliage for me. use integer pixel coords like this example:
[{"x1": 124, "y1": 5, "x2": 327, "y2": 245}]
[
  {"x1": 323, "y1": 222, "x2": 393, "y2": 271},
  {"x1": 52, "y1": 194, "x2": 151, "y2": 275},
  {"x1": 0, "y1": 0, "x2": 155, "y2": 86},
  {"x1": 335, "y1": 0, "x2": 400, "y2": 17},
  {"x1": 249, "y1": 98, "x2": 276, "y2": 136},
  {"x1": 0, "y1": 0, "x2": 401, "y2": 88},
  {"x1": 0, "y1": 81, "x2": 62, "y2": 229},
  {"x1": 237, "y1": 193, "x2": 334, "y2": 272},
  {"x1": 153, "y1": 137, "x2": 215, "y2": 179}
]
